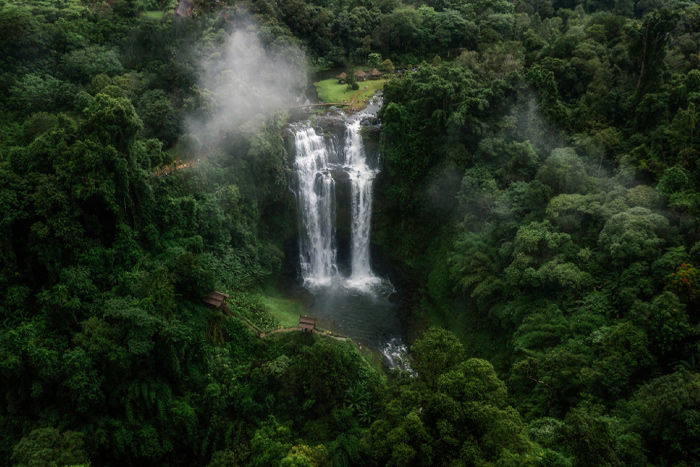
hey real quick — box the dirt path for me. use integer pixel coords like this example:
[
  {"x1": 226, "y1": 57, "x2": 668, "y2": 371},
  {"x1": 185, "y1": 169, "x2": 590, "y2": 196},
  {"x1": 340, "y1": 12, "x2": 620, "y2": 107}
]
[{"x1": 257, "y1": 325, "x2": 347, "y2": 341}]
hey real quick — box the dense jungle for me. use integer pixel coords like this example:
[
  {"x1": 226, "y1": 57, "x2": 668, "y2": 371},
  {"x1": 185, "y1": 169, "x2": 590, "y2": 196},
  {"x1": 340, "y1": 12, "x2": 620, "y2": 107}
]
[{"x1": 1, "y1": 0, "x2": 700, "y2": 465}]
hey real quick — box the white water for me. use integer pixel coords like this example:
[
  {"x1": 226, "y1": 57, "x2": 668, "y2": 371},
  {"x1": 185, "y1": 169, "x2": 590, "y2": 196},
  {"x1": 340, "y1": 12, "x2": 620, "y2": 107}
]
[
  {"x1": 381, "y1": 338, "x2": 413, "y2": 373},
  {"x1": 344, "y1": 119, "x2": 380, "y2": 289},
  {"x1": 294, "y1": 127, "x2": 338, "y2": 286},
  {"x1": 292, "y1": 103, "x2": 406, "y2": 368},
  {"x1": 293, "y1": 117, "x2": 380, "y2": 290}
]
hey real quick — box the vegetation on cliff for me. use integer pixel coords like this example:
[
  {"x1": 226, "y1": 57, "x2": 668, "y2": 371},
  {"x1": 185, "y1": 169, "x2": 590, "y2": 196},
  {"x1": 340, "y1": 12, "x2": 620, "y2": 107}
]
[{"x1": 1, "y1": 0, "x2": 700, "y2": 465}]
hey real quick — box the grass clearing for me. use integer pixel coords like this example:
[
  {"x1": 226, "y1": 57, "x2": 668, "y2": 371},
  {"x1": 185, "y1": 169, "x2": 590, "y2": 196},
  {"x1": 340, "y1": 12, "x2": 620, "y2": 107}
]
[
  {"x1": 142, "y1": 10, "x2": 167, "y2": 20},
  {"x1": 314, "y1": 78, "x2": 388, "y2": 111},
  {"x1": 256, "y1": 294, "x2": 305, "y2": 328}
]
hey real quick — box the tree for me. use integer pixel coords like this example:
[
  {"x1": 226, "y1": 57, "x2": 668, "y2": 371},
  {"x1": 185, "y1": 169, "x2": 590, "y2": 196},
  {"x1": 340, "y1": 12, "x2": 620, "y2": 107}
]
[
  {"x1": 11, "y1": 428, "x2": 89, "y2": 467},
  {"x1": 9, "y1": 74, "x2": 62, "y2": 114},
  {"x1": 138, "y1": 90, "x2": 179, "y2": 147},
  {"x1": 249, "y1": 417, "x2": 294, "y2": 467},
  {"x1": 0, "y1": 4, "x2": 48, "y2": 61},
  {"x1": 410, "y1": 327, "x2": 464, "y2": 387},
  {"x1": 598, "y1": 207, "x2": 669, "y2": 265},
  {"x1": 666, "y1": 263, "x2": 700, "y2": 302},
  {"x1": 345, "y1": 72, "x2": 359, "y2": 91},
  {"x1": 630, "y1": 292, "x2": 693, "y2": 356},
  {"x1": 62, "y1": 46, "x2": 124, "y2": 84},
  {"x1": 368, "y1": 53, "x2": 382, "y2": 69},
  {"x1": 536, "y1": 148, "x2": 588, "y2": 195},
  {"x1": 561, "y1": 405, "x2": 647, "y2": 467},
  {"x1": 628, "y1": 8, "x2": 679, "y2": 93},
  {"x1": 364, "y1": 330, "x2": 533, "y2": 466},
  {"x1": 83, "y1": 93, "x2": 143, "y2": 152},
  {"x1": 373, "y1": 8, "x2": 424, "y2": 54},
  {"x1": 381, "y1": 59, "x2": 395, "y2": 74},
  {"x1": 622, "y1": 371, "x2": 700, "y2": 464}
]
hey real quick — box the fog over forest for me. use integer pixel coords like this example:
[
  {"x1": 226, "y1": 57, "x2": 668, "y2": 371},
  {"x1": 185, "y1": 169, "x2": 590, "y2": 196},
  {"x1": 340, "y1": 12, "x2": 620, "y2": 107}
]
[{"x1": 1, "y1": 0, "x2": 700, "y2": 466}]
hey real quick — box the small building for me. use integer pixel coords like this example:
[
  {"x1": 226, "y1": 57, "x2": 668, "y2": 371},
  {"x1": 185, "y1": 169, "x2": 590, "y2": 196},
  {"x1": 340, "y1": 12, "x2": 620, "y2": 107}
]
[
  {"x1": 370, "y1": 68, "x2": 382, "y2": 80},
  {"x1": 354, "y1": 70, "x2": 368, "y2": 82},
  {"x1": 298, "y1": 315, "x2": 317, "y2": 333},
  {"x1": 204, "y1": 291, "x2": 232, "y2": 316},
  {"x1": 336, "y1": 71, "x2": 347, "y2": 84}
]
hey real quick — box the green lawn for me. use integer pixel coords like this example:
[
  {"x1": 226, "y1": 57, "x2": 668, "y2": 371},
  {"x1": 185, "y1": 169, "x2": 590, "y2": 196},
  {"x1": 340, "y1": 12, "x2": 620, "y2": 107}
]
[
  {"x1": 256, "y1": 294, "x2": 305, "y2": 328},
  {"x1": 142, "y1": 10, "x2": 167, "y2": 20},
  {"x1": 314, "y1": 78, "x2": 387, "y2": 110}
]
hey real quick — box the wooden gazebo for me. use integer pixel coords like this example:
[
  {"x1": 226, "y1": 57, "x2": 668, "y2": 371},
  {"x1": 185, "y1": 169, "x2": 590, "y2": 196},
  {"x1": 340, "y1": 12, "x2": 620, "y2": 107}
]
[
  {"x1": 298, "y1": 315, "x2": 317, "y2": 333},
  {"x1": 370, "y1": 68, "x2": 382, "y2": 80},
  {"x1": 336, "y1": 71, "x2": 347, "y2": 84},
  {"x1": 354, "y1": 70, "x2": 367, "y2": 82},
  {"x1": 204, "y1": 291, "x2": 232, "y2": 316}
]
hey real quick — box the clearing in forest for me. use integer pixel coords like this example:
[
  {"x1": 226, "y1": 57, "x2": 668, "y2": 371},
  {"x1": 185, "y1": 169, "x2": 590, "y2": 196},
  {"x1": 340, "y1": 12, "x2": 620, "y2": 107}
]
[{"x1": 314, "y1": 78, "x2": 387, "y2": 111}]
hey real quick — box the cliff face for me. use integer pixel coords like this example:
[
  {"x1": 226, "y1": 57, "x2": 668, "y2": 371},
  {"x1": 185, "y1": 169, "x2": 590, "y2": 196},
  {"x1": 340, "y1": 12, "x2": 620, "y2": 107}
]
[{"x1": 282, "y1": 114, "x2": 384, "y2": 280}]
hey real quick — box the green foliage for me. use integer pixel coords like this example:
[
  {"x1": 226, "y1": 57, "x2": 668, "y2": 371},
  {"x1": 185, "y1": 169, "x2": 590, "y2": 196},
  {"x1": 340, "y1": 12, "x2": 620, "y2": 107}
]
[
  {"x1": 561, "y1": 405, "x2": 647, "y2": 467},
  {"x1": 598, "y1": 207, "x2": 669, "y2": 265},
  {"x1": 536, "y1": 148, "x2": 588, "y2": 195},
  {"x1": 620, "y1": 371, "x2": 700, "y2": 464},
  {"x1": 367, "y1": 53, "x2": 382, "y2": 69},
  {"x1": 381, "y1": 59, "x2": 395, "y2": 73},
  {"x1": 138, "y1": 89, "x2": 178, "y2": 147},
  {"x1": 364, "y1": 329, "x2": 532, "y2": 466},
  {"x1": 370, "y1": 2, "x2": 700, "y2": 464},
  {"x1": 0, "y1": 6, "x2": 310, "y2": 465},
  {"x1": 62, "y1": 46, "x2": 125, "y2": 84},
  {"x1": 11, "y1": 428, "x2": 89, "y2": 467},
  {"x1": 410, "y1": 326, "x2": 464, "y2": 386},
  {"x1": 9, "y1": 74, "x2": 64, "y2": 115},
  {"x1": 3, "y1": 0, "x2": 700, "y2": 465},
  {"x1": 667, "y1": 263, "x2": 700, "y2": 301}
]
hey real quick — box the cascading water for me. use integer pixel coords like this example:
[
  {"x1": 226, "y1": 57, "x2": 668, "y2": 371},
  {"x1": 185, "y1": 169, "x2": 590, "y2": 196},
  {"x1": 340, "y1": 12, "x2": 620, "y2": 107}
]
[
  {"x1": 381, "y1": 338, "x2": 413, "y2": 373},
  {"x1": 293, "y1": 127, "x2": 338, "y2": 286},
  {"x1": 293, "y1": 117, "x2": 379, "y2": 288},
  {"x1": 291, "y1": 98, "x2": 408, "y2": 368},
  {"x1": 344, "y1": 118, "x2": 379, "y2": 287}
]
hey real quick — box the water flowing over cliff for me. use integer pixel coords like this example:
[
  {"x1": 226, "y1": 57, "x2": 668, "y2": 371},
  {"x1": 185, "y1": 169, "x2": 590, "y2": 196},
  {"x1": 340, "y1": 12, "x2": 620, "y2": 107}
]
[
  {"x1": 291, "y1": 107, "x2": 406, "y2": 365},
  {"x1": 293, "y1": 114, "x2": 380, "y2": 291},
  {"x1": 293, "y1": 126, "x2": 339, "y2": 286}
]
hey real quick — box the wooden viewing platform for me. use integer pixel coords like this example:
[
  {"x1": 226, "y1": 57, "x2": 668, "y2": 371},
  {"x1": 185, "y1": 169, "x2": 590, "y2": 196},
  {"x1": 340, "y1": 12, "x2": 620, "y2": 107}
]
[{"x1": 298, "y1": 315, "x2": 317, "y2": 333}]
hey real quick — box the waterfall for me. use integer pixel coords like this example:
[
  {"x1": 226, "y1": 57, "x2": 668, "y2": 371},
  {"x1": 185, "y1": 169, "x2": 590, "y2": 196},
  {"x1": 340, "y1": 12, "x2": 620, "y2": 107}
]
[
  {"x1": 344, "y1": 119, "x2": 378, "y2": 286},
  {"x1": 293, "y1": 117, "x2": 379, "y2": 289},
  {"x1": 293, "y1": 127, "x2": 338, "y2": 286},
  {"x1": 291, "y1": 97, "x2": 403, "y2": 359}
]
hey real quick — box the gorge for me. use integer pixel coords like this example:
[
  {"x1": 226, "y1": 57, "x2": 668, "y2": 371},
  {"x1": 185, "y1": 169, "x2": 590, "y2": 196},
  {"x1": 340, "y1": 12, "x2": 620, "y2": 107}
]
[{"x1": 291, "y1": 106, "x2": 406, "y2": 361}]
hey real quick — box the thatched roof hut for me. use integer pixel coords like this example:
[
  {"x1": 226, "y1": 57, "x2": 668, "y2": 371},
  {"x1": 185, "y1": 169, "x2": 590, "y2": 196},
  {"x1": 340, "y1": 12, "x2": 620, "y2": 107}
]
[
  {"x1": 370, "y1": 68, "x2": 382, "y2": 79},
  {"x1": 354, "y1": 70, "x2": 368, "y2": 81},
  {"x1": 336, "y1": 71, "x2": 347, "y2": 83}
]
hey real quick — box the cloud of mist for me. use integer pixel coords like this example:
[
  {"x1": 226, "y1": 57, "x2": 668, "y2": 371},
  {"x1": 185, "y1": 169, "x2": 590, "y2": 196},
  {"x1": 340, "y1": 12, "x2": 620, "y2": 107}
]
[
  {"x1": 421, "y1": 87, "x2": 639, "y2": 229},
  {"x1": 186, "y1": 24, "x2": 307, "y2": 147}
]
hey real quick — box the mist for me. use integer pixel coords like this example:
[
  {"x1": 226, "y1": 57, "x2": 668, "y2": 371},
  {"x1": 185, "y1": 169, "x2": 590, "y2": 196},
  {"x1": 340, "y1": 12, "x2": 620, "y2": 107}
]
[{"x1": 186, "y1": 24, "x2": 307, "y2": 146}]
